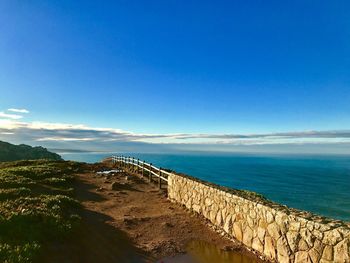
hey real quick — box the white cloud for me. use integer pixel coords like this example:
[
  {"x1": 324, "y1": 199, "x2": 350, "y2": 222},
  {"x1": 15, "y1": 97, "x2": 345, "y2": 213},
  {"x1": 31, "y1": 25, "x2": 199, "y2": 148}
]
[
  {"x1": 7, "y1": 108, "x2": 29, "y2": 114},
  {"x1": 0, "y1": 112, "x2": 23, "y2": 120},
  {"x1": 1, "y1": 117, "x2": 350, "y2": 152},
  {"x1": 37, "y1": 137, "x2": 96, "y2": 142}
]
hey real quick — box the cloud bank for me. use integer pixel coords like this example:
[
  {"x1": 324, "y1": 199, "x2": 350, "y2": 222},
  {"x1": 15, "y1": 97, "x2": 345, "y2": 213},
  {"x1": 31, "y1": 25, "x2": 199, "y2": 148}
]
[
  {"x1": 0, "y1": 112, "x2": 23, "y2": 120},
  {"x1": 1, "y1": 108, "x2": 350, "y2": 154}
]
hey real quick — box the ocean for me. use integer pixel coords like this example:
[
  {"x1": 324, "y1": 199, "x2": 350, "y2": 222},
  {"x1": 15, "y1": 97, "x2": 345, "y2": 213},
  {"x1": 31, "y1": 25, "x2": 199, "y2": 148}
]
[{"x1": 60, "y1": 152, "x2": 350, "y2": 221}]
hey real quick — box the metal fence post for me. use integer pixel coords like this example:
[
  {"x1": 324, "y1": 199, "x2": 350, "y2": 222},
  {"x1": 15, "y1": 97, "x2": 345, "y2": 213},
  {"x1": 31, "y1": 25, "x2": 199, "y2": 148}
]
[{"x1": 142, "y1": 161, "x2": 144, "y2": 177}]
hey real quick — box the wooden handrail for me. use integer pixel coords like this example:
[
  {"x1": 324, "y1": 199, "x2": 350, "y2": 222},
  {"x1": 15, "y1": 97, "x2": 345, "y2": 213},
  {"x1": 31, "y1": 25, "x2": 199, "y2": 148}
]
[{"x1": 111, "y1": 155, "x2": 170, "y2": 183}]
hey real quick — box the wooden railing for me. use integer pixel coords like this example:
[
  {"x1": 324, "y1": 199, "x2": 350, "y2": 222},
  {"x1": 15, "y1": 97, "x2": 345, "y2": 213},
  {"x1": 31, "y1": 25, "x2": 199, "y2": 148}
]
[{"x1": 111, "y1": 155, "x2": 171, "y2": 189}]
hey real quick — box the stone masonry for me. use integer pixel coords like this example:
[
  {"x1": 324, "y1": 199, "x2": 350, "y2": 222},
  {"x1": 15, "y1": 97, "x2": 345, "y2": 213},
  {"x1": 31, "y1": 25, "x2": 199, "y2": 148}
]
[{"x1": 167, "y1": 173, "x2": 350, "y2": 263}]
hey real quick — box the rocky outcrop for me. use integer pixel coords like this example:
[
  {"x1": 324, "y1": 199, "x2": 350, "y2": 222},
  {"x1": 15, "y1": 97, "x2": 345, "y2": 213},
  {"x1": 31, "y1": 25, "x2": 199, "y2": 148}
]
[{"x1": 168, "y1": 173, "x2": 350, "y2": 263}]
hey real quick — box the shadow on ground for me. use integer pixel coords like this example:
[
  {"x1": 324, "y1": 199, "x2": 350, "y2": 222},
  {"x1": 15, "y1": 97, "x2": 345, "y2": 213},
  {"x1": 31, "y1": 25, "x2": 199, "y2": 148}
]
[{"x1": 36, "y1": 175, "x2": 153, "y2": 263}]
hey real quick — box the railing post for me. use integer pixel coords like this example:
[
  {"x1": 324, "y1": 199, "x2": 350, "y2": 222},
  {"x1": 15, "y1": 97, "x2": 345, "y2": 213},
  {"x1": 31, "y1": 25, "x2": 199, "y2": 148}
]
[
  {"x1": 142, "y1": 161, "x2": 144, "y2": 177},
  {"x1": 159, "y1": 168, "x2": 162, "y2": 189},
  {"x1": 149, "y1": 163, "x2": 152, "y2": 182},
  {"x1": 137, "y1": 159, "x2": 139, "y2": 174}
]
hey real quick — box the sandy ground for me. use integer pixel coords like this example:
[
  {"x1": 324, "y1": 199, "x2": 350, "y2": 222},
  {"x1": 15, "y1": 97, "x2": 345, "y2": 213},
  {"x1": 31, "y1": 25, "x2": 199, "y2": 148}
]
[{"x1": 39, "y1": 163, "x2": 266, "y2": 263}]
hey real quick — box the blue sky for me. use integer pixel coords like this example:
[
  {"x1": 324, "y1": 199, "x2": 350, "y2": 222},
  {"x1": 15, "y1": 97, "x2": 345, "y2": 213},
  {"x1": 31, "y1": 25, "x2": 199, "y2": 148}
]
[{"x1": 0, "y1": 1, "x2": 350, "y2": 153}]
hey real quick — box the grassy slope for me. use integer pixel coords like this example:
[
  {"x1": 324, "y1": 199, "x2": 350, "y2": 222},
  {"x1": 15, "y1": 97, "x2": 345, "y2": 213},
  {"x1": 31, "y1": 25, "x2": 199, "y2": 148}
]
[
  {"x1": 0, "y1": 141, "x2": 62, "y2": 162},
  {"x1": 0, "y1": 160, "x2": 86, "y2": 263}
]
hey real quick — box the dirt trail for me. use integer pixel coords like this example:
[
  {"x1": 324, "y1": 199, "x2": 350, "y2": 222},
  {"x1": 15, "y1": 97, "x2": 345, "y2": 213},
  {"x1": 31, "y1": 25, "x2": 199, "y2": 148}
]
[{"x1": 40, "y1": 163, "x2": 265, "y2": 263}]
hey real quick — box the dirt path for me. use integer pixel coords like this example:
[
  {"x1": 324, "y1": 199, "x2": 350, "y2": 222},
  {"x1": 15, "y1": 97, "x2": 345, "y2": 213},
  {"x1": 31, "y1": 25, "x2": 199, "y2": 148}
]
[{"x1": 40, "y1": 164, "x2": 265, "y2": 263}]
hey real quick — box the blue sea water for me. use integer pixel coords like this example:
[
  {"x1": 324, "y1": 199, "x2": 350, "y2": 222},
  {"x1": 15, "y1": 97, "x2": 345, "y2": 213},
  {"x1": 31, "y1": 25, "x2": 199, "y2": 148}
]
[{"x1": 61, "y1": 152, "x2": 350, "y2": 221}]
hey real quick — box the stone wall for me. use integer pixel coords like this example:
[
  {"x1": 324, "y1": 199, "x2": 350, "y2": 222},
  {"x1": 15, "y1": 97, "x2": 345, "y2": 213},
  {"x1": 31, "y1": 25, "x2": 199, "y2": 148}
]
[{"x1": 167, "y1": 173, "x2": 350, "y2": 263}]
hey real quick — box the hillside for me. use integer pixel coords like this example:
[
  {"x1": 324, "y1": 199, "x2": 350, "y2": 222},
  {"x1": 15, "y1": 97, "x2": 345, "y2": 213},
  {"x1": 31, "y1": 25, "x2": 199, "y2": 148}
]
[
  {"x1": 0, "y1": 141, "x2": 62, "y2": 162},
  {"x1": 0, "y1": 159, "x2": 85, "y2": 262}
]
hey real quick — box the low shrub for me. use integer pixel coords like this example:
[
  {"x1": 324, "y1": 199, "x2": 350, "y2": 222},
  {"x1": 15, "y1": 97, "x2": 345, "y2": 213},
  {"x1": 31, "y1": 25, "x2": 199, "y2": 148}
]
[{"x1": 0, "y1": 160, "x2": 84, "y2": 262}]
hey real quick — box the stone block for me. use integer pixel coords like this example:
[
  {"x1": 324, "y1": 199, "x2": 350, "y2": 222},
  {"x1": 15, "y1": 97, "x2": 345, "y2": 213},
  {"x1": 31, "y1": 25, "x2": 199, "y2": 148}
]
[
  {"x1": 295, "y1": 251, "x2": 311, "y2": 263},
  {"x1": 264, "y1": 236, "x2": 276, "y2": 260},
  {"x1": 267, "y1": 222, "x2": 281, "y2": 241},
  {"x1": 334, "y1": 239, "x2": 349, "y2": 263},
  {"x1": 233, "y1": 222, "x2": 243, "y2": 242},
  {"x1": 252, "y1": 237, "x2": 264, "y2": 253},
  {"x1": 243, "y1": 226, "x2": 253, "y2": 247}
]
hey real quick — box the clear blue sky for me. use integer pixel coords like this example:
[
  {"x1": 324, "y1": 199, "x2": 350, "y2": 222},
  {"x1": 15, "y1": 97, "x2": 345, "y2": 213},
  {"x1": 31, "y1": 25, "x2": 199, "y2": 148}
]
[{"x1": 0, "y1": 1, "x2": 350, "y2": 153}]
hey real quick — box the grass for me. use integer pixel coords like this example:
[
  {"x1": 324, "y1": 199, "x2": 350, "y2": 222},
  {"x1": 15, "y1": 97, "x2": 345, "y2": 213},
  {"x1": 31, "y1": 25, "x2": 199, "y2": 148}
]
[{"x1": 0, "y1": 159, "x2": 86, "y2": 263}]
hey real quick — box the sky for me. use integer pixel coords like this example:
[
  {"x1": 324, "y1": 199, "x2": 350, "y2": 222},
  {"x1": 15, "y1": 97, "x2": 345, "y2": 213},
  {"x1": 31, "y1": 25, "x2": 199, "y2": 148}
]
[{"x1": 0, "y1": 1, "x2": 350, "y2": 154}]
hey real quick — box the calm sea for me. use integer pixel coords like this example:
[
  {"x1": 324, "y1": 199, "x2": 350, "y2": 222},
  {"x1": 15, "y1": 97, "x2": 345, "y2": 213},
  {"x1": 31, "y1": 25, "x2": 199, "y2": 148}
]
[{"x1": 60, "y1": 152, "x2": 350, "y2": 221}]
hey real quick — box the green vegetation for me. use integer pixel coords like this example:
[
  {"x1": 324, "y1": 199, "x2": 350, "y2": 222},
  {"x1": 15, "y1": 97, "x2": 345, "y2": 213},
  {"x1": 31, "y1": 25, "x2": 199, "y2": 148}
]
[
  {"x1": 0, "y1": 141, "x2": 62, "y2": 162},
  {"x1": 0, "y1": 159, "x2": 85, "y2": 263}
]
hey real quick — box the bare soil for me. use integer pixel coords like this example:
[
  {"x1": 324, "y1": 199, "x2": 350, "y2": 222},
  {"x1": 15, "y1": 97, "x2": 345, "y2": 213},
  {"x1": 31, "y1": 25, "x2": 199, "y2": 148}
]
[{"x1": 39, "y1": 163, "x2": 266, "y2": 263}]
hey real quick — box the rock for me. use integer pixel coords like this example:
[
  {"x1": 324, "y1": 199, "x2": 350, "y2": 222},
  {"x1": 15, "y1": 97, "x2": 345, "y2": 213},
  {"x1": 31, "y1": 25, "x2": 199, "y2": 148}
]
[
  {"x1": 96, "y1": 187, "x2": 104, "y2": 192},
  {"x1": 247, "y1": 215, "x2": 254, "y2": 228},
  {"x1": 277, "y1": 236, "x2": 291, "y2": 259},
  {"x1": 243, "y1": 226, "x2": 253, "y2": 247},
  {"x1": 298, "y1": 238, "x2": 309, "y2": 251},
  {"x1": 275, "y1": 212, "x2": 288, "y2": 232},
  {"x1": 323, "y1": 229, "x2": 342, "y2": 246},
  {"x1": 267, "y1": 222, "x2": 281, "y2": 240},
  {"x1": 286, "y1": 231, "x2": 299, "y2": 252},
  {"x1": 290, "y1": 221, "x2": 301, "y2": 232},
  {"x1": 233, "y1": 222, "x2": 243, "y2": 242},
  {"x1": 252, "y1": 237, "x2": 264, "y2": 253},
  {"x1": 300, "y1": 228, "x2": 315, "y2": 247},
  {"x1": 264, "y1": 236, "x2": 276, "y2": 260},
  {"x1": 266, "y1": 211, "x2": 274, "y2": 224},
  {"x1": 334, "y1": 239, "x2": 349, "y2": 262},
  {"x1": 223, "y1": 215, "x2": 232, "y2": 234},
  {"x1": 250, "y1": 209, "x2": 257, "y2": 219},
  {"x1": 295, "y1": 251, "x2": 311, "y2": 263},
  {"x1": 216, "y1": 210, "x2": 223, "y2": 226},
  {"x1": 257, "y1": 227, "x2": 266, "y2": 242},
  {"x1": 308, "y1": 247, "x2": 321, "y2": 263}
]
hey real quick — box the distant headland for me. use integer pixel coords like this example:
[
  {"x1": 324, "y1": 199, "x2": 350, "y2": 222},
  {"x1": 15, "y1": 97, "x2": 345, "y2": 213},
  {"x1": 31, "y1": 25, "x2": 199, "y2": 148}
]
[{"x1": 0, "y1": 140, "x2": 62, "y2": 162}]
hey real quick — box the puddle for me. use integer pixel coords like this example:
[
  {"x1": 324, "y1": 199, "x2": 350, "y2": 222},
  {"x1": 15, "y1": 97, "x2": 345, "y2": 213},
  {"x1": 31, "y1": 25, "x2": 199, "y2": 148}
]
[{"x1": 157, "y1": 240, "x2": 259, "y2": 263}]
